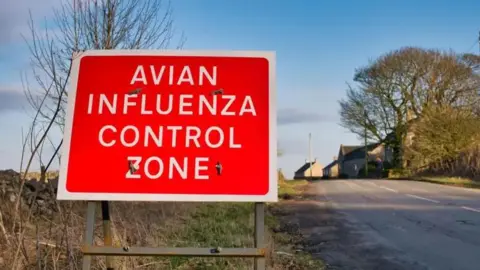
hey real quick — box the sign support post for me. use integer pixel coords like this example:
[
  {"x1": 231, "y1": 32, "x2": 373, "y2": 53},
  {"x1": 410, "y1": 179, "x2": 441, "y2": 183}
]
[
  {"x1": 101, "y1": 201, "x2": 115, "y2": 270},
  {"x1": 254, "y1": 202, "x2": 265, "y2": 270},
  {"x1": 81, "y1": 201, "x2": 266, "y2": 270},
  {"x1": 82, "y1": 202, "x2": 96, "y2": 269}
]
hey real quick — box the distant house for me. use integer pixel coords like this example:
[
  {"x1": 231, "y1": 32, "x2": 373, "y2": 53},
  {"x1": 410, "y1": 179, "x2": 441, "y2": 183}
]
[
  {"x1": 293, "y1": 159, "x2": 323, "y2": 180},
  {"x1": 337, "y1": 143, "x2": 393, "y2": 178},
  {"x1": 322, "y1": 157, "x2": 339, "y2": 178}
]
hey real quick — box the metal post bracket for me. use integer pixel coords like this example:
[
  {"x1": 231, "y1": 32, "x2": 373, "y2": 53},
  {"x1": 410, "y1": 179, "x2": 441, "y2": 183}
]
[{"x1": 81, "y1": 246, "x2": 266, "y2": 257}]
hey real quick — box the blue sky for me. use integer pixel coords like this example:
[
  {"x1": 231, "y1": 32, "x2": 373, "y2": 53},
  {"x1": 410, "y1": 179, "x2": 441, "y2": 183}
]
[{"x1": 1, "y1": 0, "x2": 480, "y2": 178}]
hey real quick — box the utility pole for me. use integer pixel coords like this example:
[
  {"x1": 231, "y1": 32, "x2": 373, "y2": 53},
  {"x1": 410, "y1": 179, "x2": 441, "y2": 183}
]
[
  {"x1": 403, "y1": 100, "x2": 409, "y2": 169},
  {"x1": 364, "y1": 110, "x2": 368, "y2": 177},
  {"x1": 309, "y1": 133, "x2": 313, "y2": 179}
]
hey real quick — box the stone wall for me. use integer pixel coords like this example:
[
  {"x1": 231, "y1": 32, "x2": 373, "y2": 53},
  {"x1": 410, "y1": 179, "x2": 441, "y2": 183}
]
[{"x1": 0, "y1": 169, "x2": 59, "y2": 215}]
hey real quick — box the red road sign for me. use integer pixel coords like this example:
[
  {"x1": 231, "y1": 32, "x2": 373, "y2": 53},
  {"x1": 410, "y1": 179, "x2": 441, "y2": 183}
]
[{"x1": 57, "y1": 50, "x2": 277, "y2": 202}]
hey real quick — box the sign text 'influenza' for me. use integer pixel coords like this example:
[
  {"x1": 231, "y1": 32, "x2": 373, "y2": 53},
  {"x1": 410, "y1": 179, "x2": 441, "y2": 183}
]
[{"x1": 85, "y1": 64, "x2": 257, "y2": 181}]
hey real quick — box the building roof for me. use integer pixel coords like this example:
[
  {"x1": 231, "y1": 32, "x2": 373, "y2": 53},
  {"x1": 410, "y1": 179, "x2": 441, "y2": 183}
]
[
  {"x1": 340, "y1": 145, "x2": 363, "y2": 155},
  {"x1": 294, "y1": 160, "x2": 318, "y2": 174},
  {"x1": 323, "y1": 159, "x2": 338, "y2": 170},
  {"x1": 340, "y1": 143, "x2": 382, "y2": 161}
]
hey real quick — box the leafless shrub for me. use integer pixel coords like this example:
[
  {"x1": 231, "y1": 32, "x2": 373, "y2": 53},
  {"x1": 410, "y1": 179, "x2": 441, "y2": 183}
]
[{"x1": 2, "y1": 0, "x2": 185, "y2": 269}]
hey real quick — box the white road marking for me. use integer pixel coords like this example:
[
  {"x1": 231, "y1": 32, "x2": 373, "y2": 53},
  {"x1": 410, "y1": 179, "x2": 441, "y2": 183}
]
[
  {"x1": 342, "y1": 181, "x2": 369, "y2": 192},
  {"x1": 379, "y1": 186, "x2": 398, "y2": 193},
  {"x1": 365, "y1": 181, "x2": 378, "y2": 187},
  {"x1": 415, "y1": 181, "x2": 480, "y2": 194},
  {"x1": 343, "y1": 181, "x2": 358, "y2": 190},
  {"x1": 461, "y1": 206, "x2": 480, "y2": 213},
  {"x1": 336, "y1": 180, "x2": 480, "y2": 213},
  {"x1": 406, "y1": 194, "x2": 440, "y2": 204},
  {"x1": 364, "y1": 181, "x2": 398, "y2": 193},
  {"x1": 351, "y1": 181, "x2": 368, "y2": 190}
]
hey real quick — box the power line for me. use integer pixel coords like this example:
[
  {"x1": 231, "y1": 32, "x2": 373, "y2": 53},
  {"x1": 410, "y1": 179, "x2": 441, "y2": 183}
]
[
  {"x1": 465, "y1": 31, "x2": 480, "y2": 53},
  {"x1": 466, "y1": 39, "x2": 478, "y2": 53}
]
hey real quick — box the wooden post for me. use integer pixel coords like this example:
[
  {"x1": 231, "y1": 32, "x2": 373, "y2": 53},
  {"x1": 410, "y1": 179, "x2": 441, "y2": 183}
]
[{"x1": 101, "y1": 201, "x2": 115, "y2": 270}]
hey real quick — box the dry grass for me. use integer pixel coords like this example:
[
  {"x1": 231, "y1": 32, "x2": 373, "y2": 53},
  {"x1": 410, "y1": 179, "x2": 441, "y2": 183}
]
[
  {"x1": 0, "y1": 175, "x2": 323, "y2": 270},
  {"x1": 390, "y1": 144, "x2": 480, "y2": 188},
  {"x1": 417, "y1": 176, "x2": 480, "y2": 188},
  {"x1": 20, "y1": 171, "x2": 59, "y2": 181},
  {"x1": 278, "y1": 179, "x2": 309, "y2": 200},
  {"x1": 417, "y1": 146, "x2": 480, "y2": 181}
]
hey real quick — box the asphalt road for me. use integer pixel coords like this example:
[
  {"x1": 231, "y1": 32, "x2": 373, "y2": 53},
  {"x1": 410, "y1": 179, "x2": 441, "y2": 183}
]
[{"x1": 314, "y1": 179, "x2": 480, "y2": 270}]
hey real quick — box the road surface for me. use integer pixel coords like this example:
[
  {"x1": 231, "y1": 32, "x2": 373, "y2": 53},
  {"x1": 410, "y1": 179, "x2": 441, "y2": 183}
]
[{"x1": 309, "y1": 179, "x2": 480, "y2": 270}]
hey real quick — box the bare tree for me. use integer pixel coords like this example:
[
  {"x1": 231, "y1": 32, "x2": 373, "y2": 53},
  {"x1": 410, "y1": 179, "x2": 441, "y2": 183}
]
[{"x1": 23, "y1": 0, "x2": 185, "y2": 166}]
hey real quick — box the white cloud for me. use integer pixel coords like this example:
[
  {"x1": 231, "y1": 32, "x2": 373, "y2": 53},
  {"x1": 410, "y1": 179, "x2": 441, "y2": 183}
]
[
  {"x1": 0, "y1": 85, "x2": 29, "y2": 113},
  {"x1": 0, "y1": 91, "x2": 27, "y2": 113},
  {"x1": 277, "y1": 108, "x2": 336, "y2": 125}
]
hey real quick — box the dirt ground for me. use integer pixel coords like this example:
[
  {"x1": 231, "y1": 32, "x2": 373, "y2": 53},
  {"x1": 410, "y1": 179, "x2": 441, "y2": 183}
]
[{"x1": 271, "y1": 182, "x2": 415, "y2": 270}]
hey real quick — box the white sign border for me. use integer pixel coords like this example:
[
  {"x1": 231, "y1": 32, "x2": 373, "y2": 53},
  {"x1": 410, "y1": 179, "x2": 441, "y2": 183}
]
[{"x1": 57, "y1": 49, "x2": 277, "y2": 202}]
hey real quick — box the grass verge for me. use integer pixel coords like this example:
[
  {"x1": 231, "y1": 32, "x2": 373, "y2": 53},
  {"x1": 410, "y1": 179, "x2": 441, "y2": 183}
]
[
  {"x1": 278, "y1": 179, "x2": 309, "y2": 199},
  {"x1": 160, "y1": 179, "x2": 324, "y2": 269}
]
